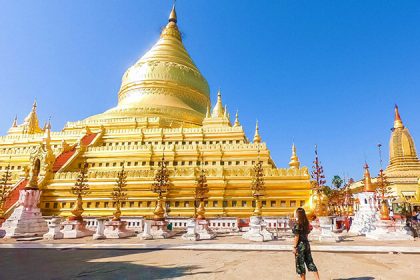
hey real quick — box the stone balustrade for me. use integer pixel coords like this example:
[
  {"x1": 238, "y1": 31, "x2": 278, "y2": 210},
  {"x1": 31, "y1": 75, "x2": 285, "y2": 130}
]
[
  {"x1": 45, "y1": 216, "x2": 145, "y2": 232},
  {"x1": 42, "y1": 216, "x2": 294, "y2": 235}
]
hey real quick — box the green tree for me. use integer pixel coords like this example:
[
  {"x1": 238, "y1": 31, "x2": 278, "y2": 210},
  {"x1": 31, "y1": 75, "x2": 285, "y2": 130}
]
[{"x1": 331, "y1": 175, "x2": 343, "y2": 190}]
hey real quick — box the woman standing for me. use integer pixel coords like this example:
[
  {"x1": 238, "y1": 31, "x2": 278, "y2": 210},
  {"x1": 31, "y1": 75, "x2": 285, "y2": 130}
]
[{"x1": 292, "y1": 208, "x2": 320, "y2": 280}]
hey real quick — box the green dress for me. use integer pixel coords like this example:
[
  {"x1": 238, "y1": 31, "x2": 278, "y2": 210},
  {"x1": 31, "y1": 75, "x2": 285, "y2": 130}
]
[{"x1": 292, "y1": 224, "x2": 318, "y2": 275}]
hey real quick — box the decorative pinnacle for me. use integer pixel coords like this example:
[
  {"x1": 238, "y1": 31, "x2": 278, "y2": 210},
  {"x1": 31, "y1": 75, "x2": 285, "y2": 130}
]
[
  {"x1": 12, "y1": 115, "x2": 18, "y2": 127},
  {"x1": 363, "y1": 162, "x2": 375, "y2": 192},
  {"x1": 289, "y1": 143, "x2": 300, "y2": 169},
  {"x1": 205, "y1": 104, "x2": 211, "y2": 118},
  {"x1": 211, "y1": 89, "x2": 224, "y2": 118},
  {"x1": 234, "y1": 110, "x2": 240, "y2": 127},
  {"x1": 46, "y1": 116, "x2": 52, "y2": 130},
  {"x1": 253, "y1": 120, "x2": 261, "y2": 143},
  {"x1": 169, "y1": 4, "x2": 177, "y2": 23},
  {"x1": 394, "y1": 104, "x2": 404, "y2": 129}
]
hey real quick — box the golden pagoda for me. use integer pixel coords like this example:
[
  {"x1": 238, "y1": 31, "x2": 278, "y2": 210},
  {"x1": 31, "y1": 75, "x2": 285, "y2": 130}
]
[
  {"x1": 0, "y1": 6, "x2": 311, "y2": 219},
  {"x1": 350, "y1": 105, "x2": 420, "y2": 201},
  {"x1": 384, "y1": 105, "x2": 420, "y2": 200}
]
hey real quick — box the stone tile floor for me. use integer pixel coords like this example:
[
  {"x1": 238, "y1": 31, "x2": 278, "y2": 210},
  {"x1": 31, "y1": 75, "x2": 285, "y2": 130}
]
[{"x1": 0, "y1": 248, "x2": 418, "y2": 280}]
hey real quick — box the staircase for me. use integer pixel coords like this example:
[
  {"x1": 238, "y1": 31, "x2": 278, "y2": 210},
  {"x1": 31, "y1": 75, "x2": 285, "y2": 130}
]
[
  {"x1": 52, "y1": 149, "x2": 76, "y2": 172},
  {"x1": 2, "y1": 178, "x2": 28, "y2": 217},
  {"x1": 52, "y1": 133, "x2": 98, "y2": 173}
]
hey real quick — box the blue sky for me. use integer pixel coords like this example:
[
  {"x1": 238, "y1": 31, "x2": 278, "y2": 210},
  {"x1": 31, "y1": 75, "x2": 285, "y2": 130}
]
[{"x1": 1, "y1": 1, "x2": 420, "y2": 183}]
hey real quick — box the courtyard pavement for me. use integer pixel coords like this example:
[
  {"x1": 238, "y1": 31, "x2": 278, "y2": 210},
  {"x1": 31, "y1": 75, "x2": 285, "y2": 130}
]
[{"x1": 0, "y1": 235, "x2": 419, "y2": 279}]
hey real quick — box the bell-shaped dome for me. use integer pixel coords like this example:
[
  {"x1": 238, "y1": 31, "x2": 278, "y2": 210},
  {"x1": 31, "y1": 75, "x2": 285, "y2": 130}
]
[
  {"x1": 389, "y1": 106, "x2": 419, "y2": 165},
  {"x1": 105, "y1": 6, "x2": 210, "y2": 126}
]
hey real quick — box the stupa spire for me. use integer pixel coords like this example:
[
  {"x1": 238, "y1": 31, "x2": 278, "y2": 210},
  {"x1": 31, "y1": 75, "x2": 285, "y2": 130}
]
[
  {"x1": 289, "y1": 143, "x2": 300, "y2": 169},
  {"x1": 205, "y1": 104, "x2": 211, "y2": 118},
  {"x1": 363, "y1": 162, "x2": 375, "y2": 192},
  {"x1": 11, "y1": 115, "x2": 18, "y2": 128},
  {"x1": 253, "y1": 120, "x2": 261, "y2": 143},
  {"x1": 23, "y1": 99, "x2": 42, "y2": 134},
  {"x1": 233, "y1": 110, "x2": 240, "y2": 127},
  {"x1": 211, "y1": 89, "x2": 224, "y2": 118},
  {"x1": 394, "y1": 105, "x2": 404, "y2": 129},
  {"x1": 169, "y1": 4, "x2": 177, "y2": 23}
]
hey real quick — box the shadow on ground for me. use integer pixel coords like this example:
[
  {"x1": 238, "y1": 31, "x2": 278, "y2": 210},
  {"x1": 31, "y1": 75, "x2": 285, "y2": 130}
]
[
  {"x1": 0, "y1": 249, "x2": 213, "y2": 280},
  {"x1": 334, "y1": 277, "x2": 375, "y2": 280}
]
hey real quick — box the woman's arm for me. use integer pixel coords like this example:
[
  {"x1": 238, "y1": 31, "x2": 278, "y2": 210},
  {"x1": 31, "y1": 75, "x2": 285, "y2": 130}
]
[{"x1": 293, "y1": 235, "x2": 299, "y2": 255}]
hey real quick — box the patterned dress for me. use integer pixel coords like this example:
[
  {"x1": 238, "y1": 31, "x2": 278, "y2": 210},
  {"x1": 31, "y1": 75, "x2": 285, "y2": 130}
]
[{"x1": 292, "y1": 224, "x2": 318, "y2": 275}]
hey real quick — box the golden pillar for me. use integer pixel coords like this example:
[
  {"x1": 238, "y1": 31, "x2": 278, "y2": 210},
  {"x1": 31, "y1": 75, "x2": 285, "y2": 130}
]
[
  {"x1": 111, "y1": 164, "x2": 128, "y2": 221},
  {"x1": 251, "y1": 155, "x2": 265, "y2": 217},
  {"x1": 151, "y1": 155, "x2": 170, "y2": 221},
  {"x1": 69, "y1": 162, "x2": 90, "y2": 221}
]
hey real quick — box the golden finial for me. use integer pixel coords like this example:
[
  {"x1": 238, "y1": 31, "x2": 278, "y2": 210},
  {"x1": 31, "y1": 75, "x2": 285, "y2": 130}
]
[
  {"x1": 11, "y1": 115, "x2": 18, "y2": 127},
  {"x1": 253, "y1": 120, "x2": 261, "y2": 143},
  {"x1": 205, "y1": 104, "x2": 211, "y2": 118},
  {"x1": 211, "y1": 89, "x2": 224, "y2": 118},
  {"x1": 46, "y1": 116, "x2": 52, "y2": 130},
  {"x1": 289, "y1": 143, "x2": 300, "y2": 169},
  {"x1": 169, "y1": 4, "x2": 177, "y2": 23},
  {"x1": 363, "y1": 162, "x2": 375, "y2": 192},
  {"x1": 233, "y1": 110, "x2": 240, "y2": 127},
  {"x1": 393, "y1": 104, "x2": 404, "y2": 129},
  {"x1": 23, "y1": 99, "x2": 42, "y2": 134}
]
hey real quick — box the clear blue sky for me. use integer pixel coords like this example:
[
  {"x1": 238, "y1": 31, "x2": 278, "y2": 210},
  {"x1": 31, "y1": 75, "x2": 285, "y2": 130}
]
[{"x1": 1, "y1": 1, "x2": 420, "y2": 183}]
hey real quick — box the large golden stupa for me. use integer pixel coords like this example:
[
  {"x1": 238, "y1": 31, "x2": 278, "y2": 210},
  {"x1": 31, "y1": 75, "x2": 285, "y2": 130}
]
[
  {"x1": 351, "y1": 105, "x2": 420, "y2": 202},
  {"x1": 0, "y1": 7, "x2": 311, "y2": 218}
]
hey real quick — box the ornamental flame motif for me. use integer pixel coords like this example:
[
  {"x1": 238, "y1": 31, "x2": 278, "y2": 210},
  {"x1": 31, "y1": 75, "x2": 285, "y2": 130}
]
[
  {"x1": 251, "y1": 159, "x2": 265, "y2": 198},
  {"x1": 151, "y1": 157, "x2": 170, "y2": 196},
  {"x1": 0, "y1": 163, "x2": 12, "y2": 218},
  {"x1": 70, "y1": 161, "x2": 90, "y2": 220},
  {"x1": 111, "y1": 164, "x2": 128, "y2": 221}
]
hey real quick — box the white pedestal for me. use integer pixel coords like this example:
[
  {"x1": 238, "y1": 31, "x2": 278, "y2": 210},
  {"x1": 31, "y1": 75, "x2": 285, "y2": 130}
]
[
  {"x1": 93, "y1": 218, "x2": 106, "y2": 240},
  {"x1": 138, "y1": 220, "x2": 175, "y2": 240},
  {"x1": 0, "y1": 218, "x2": 5, "y2": 238},
  {"x1": 242, "y1": 216, "x2": 274, "y2": 242},
  {"x1": 104, "y1": 220, "x2": 135, "y2": 239},
  {"x1": 350, "y1": 192, "x2": 378, "y2": 235},
  {"x1": 1, "y1": 189, "x2": 48, "y2": 238},
  {"x1": 61, "y1": 219, "x2": 94, "y2": 239},
  {"x1": 318, "y1": 216, "x2": 343, "y2": 242},
  {"x1": 196, "y1": 219, "x2": 216, "y2": 240},
  {"x1": 366, "y1": 219, "x2": 414, "y2": 241},
  {"x1": 43, "y1": 217, "x2": 63, "y2": 240},
  {"x1": 182, "y1": 219, "x2": 199, "y2": 241},
  {"x1": 308, "y1": 220, "x2": 321, "y2": 240}
]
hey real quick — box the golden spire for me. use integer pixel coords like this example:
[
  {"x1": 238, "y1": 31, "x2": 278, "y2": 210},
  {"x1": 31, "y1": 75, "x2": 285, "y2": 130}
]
[
  {"x1": 211, "y1": 89, "x2": 224, "y2": 118},
  {"x1": 394, "y1": 105, "x2": 404, "y2": 129},
  {"x1": 253, "y1": 120, "x2": 261, "y2": 143},
  {"x1": 289, "y1": 143, "x2": 300, "y2": 169},
  {"x1": 23, "y1": 100, "x2": 42, "y2": 134},
  {"x1": 205, "y1": 104, "x2": 211, "y2": 118},
  {"x1": 387, "y1": 105, "x2": 420, "y2": 171},
  {"x1": 233, "y1": 110, "x2": 240, "y2": 127},
  {"x1": 46, "y1": 117, "x2": 52, "y2": 130},
  {"x1": 161, "y1": 4, "x2": 181, "y2": 41},
  {"x1": 91, "y1": 4, "x2": 210, "y2": 128},
  {"x1": 11, "y1": 115, "x2": 18, "y2": 128},
  {"x1": 363, "y1": 162, "x2": 375, "y2": 192},
  {"x1": 169, "y1": 4, "x2": 177, "y2": 23}
]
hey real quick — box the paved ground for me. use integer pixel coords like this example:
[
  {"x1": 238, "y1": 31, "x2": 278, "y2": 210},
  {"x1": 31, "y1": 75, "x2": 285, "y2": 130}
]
[
  {"x1": 1, "y1": 235, "x2": 419, "y2": 279},
  {"x1": 0, "y1": 248, "x2": 419, "y2": 280}
]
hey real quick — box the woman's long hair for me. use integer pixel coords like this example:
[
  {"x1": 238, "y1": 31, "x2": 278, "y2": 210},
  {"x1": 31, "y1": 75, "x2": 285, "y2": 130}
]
[{"x1": 295, "y1": 207, "x2": 310, "y2": 233}]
